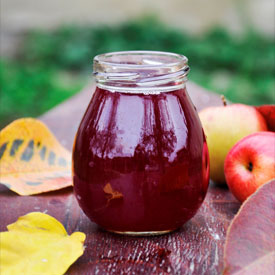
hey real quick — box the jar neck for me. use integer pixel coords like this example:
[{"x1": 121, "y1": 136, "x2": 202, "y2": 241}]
[{"x1": 93, "y1": 51, "x2": 189, "y2": 94}]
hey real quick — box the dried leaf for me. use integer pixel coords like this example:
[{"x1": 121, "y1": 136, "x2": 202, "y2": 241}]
[
  {"x1": 0, "y1": 118, "x2": 72, "y2": 195},
  {"x1": 0, "y1": 212, "x2": 86, "y2": 275},
  {"x1": 224, "y1": 180, "x2": 275, "y2": 275},
  {"x1": 103, "y1": 183, "x2": 123, "y2": 203},
  {"x1": 255, "y1": 105, "x2": 275, "y2": 132}
]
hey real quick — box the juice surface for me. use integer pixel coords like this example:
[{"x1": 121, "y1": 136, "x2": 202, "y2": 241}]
[{"x1": 73, "y1": 87, "x2": 209, "y2": 232}]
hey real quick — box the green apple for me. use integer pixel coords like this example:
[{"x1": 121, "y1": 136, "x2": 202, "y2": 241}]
[{"x1": 199, "y1": 104, "x2": 267, "y2": 183}]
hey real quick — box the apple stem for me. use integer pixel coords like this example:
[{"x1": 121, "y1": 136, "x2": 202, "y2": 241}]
[{"x1": 221, "y1": 95, "x2": 227, "y2": 106}]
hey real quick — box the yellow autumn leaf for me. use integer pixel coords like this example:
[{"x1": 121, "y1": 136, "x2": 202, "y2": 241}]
[
  {"x1": 0, "y1": 212, "x2": 86, "y2": 275},
  {"x1": 0, "y1": 118, "x2": 72, "y2": 195}
]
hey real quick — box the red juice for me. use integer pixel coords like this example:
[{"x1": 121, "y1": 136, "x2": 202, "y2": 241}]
[{"x1": 73, "y1": 86, "x2": 209, "y2": 233}]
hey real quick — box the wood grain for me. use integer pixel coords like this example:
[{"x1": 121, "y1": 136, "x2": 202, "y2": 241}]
[
  {"x1": 0, "y1": 183, "x2": 239, "y2": 274},
  {"x1": 0, "y1": 82, "x2": 239, "y2": 274}
]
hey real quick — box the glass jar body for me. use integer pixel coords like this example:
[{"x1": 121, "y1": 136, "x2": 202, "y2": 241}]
[{"x1": 73, "y1": 86, "x2": 209, "y2": 235}]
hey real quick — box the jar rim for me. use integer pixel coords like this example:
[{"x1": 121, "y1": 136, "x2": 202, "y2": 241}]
[
  {"x1": 93, "y1": 51, "x2": 189, "y2": 93},
  {"x1": 94, "y1": 50, "x2": 188, "y2": 69}
]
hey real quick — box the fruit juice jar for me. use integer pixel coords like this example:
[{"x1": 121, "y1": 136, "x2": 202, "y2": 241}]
[{"x1": 73, "y1": 51, "x2": 210, "y2": 235}]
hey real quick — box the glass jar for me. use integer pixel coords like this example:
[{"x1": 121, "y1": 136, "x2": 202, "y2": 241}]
[{"x1": 73, "y1": 51, "x2": 209, "y2": 235}]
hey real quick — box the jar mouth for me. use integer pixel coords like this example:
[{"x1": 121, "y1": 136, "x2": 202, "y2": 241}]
[
  {"x1": 93, "y1": 51, "x2": 189, "y2": 93},
  {"x1": 94, "y1": 51, "x2": 188, "y2": 68}
]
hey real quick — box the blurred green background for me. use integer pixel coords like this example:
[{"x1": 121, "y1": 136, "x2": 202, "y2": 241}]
[{"x1": 1, "y1": 17, "x2": 274, "y2": 128}]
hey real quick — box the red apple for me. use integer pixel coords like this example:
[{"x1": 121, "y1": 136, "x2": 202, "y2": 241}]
[
  {"x1": 224, "y1": 131, "x2": 275, "y2": 202},
  {"x1": 255, "y1": 105, "x2": 275, "y2": 132}
]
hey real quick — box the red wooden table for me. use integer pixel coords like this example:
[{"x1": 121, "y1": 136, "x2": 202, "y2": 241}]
[{"x1": 0, "y1": 82, "x2": 240, "y2": 274}]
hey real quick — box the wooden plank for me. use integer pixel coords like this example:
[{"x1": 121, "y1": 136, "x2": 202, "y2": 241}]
[
  {"x1": 0, "y1": 82, "x2": 239, "y2": 274},
  {"x1": 0, "y1": 182, "x2": 239, "y2": 274}
]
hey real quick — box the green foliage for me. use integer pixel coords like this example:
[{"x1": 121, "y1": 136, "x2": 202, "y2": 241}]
[
  {"x1": 0, "y1": 60, "x2": 83, "y2": 126},
  {"x1": 1, "y1": 18, "x2": 274, "y2": 127}
]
